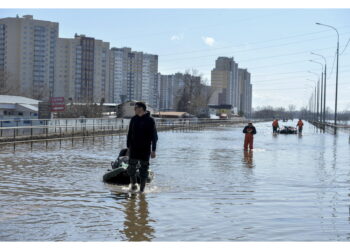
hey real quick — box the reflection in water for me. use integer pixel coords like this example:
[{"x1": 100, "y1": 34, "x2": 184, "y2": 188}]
[
  {"x1": 117, "y1": 193, "x2": 154, "y2": 241},
  {"x1": 1, "y1": 122, "x2": 350, "y2": 241},
  {"x1": 243, "y1": 150, "x2": 254, "y2": 168}
]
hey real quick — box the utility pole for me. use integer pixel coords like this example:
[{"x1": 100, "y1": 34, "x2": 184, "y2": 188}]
[{"x1": 316, "y1": 22, "x2": 339, "y2": 126}]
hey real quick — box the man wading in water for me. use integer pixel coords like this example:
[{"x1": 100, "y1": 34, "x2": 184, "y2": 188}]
[
  {"x1": 243, "y1": 121, "x2": 257, "y2": 151},
  {"x1": 127, "y1": 102, "x2": 158, "y2": 192}
]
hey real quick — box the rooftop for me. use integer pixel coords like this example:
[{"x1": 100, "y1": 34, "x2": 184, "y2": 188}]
[{"x1": 0, "y1": 95, "x2": 41, "y2": 105}]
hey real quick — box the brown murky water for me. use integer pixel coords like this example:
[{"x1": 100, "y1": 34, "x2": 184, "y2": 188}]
[{"x1": 0, "y1": 121, "x2": 350, "y2": 241}]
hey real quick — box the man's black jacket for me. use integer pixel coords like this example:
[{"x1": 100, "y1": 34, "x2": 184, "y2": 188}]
[
  {"x1": 127, "y1": 112, "x2": 158, "y2": 161},
  {"x1": 243, "y1": 125, "x2": 257, "y2": 134}
]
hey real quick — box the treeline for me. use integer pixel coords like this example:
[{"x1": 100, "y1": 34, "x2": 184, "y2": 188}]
[
  {"x1": 253, "y1": 106, "x2": 296, "y2": 120},
  {"x1": 56, "y1": 103, "x2": 104, "y2": 118},
  {"x1": 253, "y1": 105, "x2": 350, "y2": 121},
  {"x1": 337, "y1": 111, "x2": 350, "y2": 121}
]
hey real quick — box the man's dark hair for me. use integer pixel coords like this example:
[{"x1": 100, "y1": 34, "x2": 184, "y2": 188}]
[{"x1": 135, "y1": 102, "x2": 147, "y2": 111}]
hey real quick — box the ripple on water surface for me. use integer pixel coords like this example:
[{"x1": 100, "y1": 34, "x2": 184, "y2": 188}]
[{"x1": 0, "y1": 122, "x2": 350, "y2": 241}]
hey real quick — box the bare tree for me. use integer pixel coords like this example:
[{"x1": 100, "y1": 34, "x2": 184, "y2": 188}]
[
  {"x1": 56, "y1": 103, "x2": 103, "y2": 118},
  {"x1": 288, "y1": 104, "x2": 296, "y2": 119},
  {"x1": 32, "y1": 85, "x2": 50, "y2": 101},
  {"x1": 288, "y1": 104, "x2": 296, "y2": 113},
  {"x1": 0, "y1": 69, "x2": 14, "y2": 95},
  {"x1": 175, "y1": 69, "x2": 214, "y2": 116}
]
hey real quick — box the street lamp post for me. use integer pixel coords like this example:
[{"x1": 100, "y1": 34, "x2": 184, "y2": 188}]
[
  {"x1": 305, "y1": 84, "x2": 314, "y2": 121},
  {"x1": 311, "y1": 52, "x2": 327, "y2": 124},
  {"x1": 316, "y1": 22, "x2": 339, "y2": 125},
  {"x1": 307, "y1": 78, "x2": 318, "y2": 122},
  {"x1": 309, "y1": 61, "x2": 324, "y2": 123},
  {"x1": 307, "y1": 70, "x2": 321, "y2": 122}
]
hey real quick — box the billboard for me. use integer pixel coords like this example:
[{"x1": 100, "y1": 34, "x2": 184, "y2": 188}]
[
  {"x1": 50, "y1": 97, "x2": 65, "y2": 112},
  {"x1": 38, "y1": 102, "x2": 51, "y2": 119}
]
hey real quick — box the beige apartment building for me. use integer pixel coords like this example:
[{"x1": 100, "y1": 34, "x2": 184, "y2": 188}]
[
  {"x1": 0, "y1": 15, "x2": 58, "y2": 100},
  {"x1": 210, "y1": 57, "x2": 238, "y2": 107},
  {"x1": 54, "y1": 34, "x2": 110, "y2": 103},
  {"x1": 210, "y1": 57, "x2": 252, "y2": 117}
]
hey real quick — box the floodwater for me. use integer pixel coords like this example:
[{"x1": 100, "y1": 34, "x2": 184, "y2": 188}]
[{"x1": 0, "y1": 121, "x2": 350, "y2": 241}]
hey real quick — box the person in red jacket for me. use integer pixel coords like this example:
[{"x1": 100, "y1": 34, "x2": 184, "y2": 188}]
[
  {"x1": 296, "y1": 119, "x2": 304, "y2": 133},
  {"x1": 243, "y1": 122, "x2": 257, "y2": 151},
  {"x1": 272, "y1": 119, "x2": 279, "y2": 133}
]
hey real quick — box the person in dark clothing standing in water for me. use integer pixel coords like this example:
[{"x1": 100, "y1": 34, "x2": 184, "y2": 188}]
[
  {"x1": 243, "y1": 122, "x2": 257, "y2": 151},
  {"x1": 127, "y1": 102, "x2": 158, "y2": 192}
]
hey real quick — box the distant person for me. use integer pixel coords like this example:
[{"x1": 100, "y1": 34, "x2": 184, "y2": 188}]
[
  {"x1": 297, "y1": 119, "x2": 304, "y2": 133},
  {"x1": 272, "y1": 119, "x2": 279, "y2": 133},
  {"x1": 243, "y1": 122, "x2": 257, "y2": 151},
  {"x1": 126, "y1": 102, "x2": 158, "y2": 192}
]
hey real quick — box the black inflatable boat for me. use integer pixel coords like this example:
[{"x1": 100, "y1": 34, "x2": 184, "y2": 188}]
[
  {"x1": 103, "y1": 149, "x2": 154, "y2": 185},
  {"x1": 278, "y1": 126, "x2": 297, "y2": 134}
]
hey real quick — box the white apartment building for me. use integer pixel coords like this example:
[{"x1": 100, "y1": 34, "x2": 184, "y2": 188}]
[
  {"x1": 158, "y1": 74, "x2": 175, "y2": 111},
  {"x1": 110, "y1": 47, "x2": 131, "y2": 103},
  {"x1": 110, "y1": 47, "x2": 158, "y2": 106},
  {"x1": 157, "y1": 72, "x2": 188, "y2": 111},
  {"x1": 142, "y1": 54, "x2": 158, "y2": 108},
  {"x1": 0, "y1": 15, "x2": 58, "y2": 100}
]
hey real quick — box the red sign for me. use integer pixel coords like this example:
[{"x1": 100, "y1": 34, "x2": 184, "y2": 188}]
[
  {"x1": 50, "y1": 97, "x2": 65, "y2": 112},
  {"x1": 50, "y1": 97, "x2": 65, "y2": 103}
]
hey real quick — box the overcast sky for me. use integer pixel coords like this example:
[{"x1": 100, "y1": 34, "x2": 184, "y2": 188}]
[{"x1": 1, "y1": 6, "x2": 349, "y2": 111}]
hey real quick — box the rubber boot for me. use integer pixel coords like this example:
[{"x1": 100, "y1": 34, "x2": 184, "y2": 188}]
[
  {"x1": 140, "y1": 178, "x2": 146, "y2": 193},
  {"x1": 130, "y1": 177, "x2": 137, "y2": 191}
]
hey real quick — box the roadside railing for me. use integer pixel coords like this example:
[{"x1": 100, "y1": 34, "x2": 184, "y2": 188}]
[{"x1": 0, "y1": 117, "x2": 250, "y2": 143}]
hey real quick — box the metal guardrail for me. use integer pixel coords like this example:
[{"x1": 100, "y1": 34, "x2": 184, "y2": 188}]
[
  {"x1": 0, "y1": 117, "x2": 250, "y2": 143},
  {"x1": 309, "y1": 120, "x2": 350, "y2": 136}
]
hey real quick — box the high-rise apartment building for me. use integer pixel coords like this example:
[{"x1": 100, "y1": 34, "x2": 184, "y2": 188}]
[
  {"x1": 210, "y1": 57, "x2": 252, "y2": 116},
  {"x1": 110, "y1": 47, "x2": 131, "y2": 104},
  {"x1": 158, "y1": 74, "x2": 175, "y2": 110},
  {"x1": 237, "y1": 68, "x2": 252, "y2": 117},
  {"x1": 0, "y1": 15, "x2": 58, "y2": 100},
  {"x1": 157, "y1": 72, "x2": 192, "y2": 111},
  {"x1": 210, "y1": 57, "x2": 238, "y2": 106},
  {"x1": 142, "y1": 53, "x2": 158, "y2": 108},
  {"x1": 54, "y1": 34, "x2": 110, "y2": 103},
  {"x1": 109, "y1": 47, "x2": 158, "y2": 106}
]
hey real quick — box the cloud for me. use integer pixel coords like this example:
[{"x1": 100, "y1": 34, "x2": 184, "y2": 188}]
[
  {"x1": 202, "y1": 36, "x2": 215, "y2": 46},
  {"x1": 170, "y1": 34, "x2": 184, "y2": 41}
]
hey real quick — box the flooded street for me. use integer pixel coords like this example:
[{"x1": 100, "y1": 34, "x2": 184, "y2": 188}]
[{"x1": 0, "y1": 121, "x2": 350, "y2": 241}]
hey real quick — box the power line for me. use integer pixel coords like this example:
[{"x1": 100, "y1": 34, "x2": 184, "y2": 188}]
[
  {"x1": 340, "y1": 37, "x2": 350, "y2": 55},
  {"x1": 160, "y1": 32, "x2": 350, "y2": 63},
  {"x1": 115, "y1": 10, "x2": 295, "y2": 40},
  {"x1": 253, "y1": 65, "x2": 350, "y2": 83},
  {"x1": 159, "y1": 25, "x2": 350, "y2": 57},
  {"x1": 327, "y1": 50, "x2": 337, "y2": 79},
  {"x1": 161, "y1": 45, "x2": 336, "y2": 64},
  {"x1": 253, "y1": 86, "x2": 313, "y2": 91},
  {"x1": 253, "y1": 75, "x2": 310, "y2": 84},
  {"x1": 241, "y1": 47, "x2": 334, "y2": 63},
  {"x1": 254, "y1": 82, "x2": 350, "y2": 91},
  {"x1": 254, "y1": 70, "x2": 307, "y2": 77},
  {"x1": 160, "y1": 50, "x2": 349, "y2": 73},
  {"x1": 252, "y1": 69, "x2": 350, "y2": 86}
]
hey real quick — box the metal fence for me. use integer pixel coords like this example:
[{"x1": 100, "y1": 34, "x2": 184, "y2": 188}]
[{"x1": 0, "y1": 117, "x2": 248, "y2": 143}]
